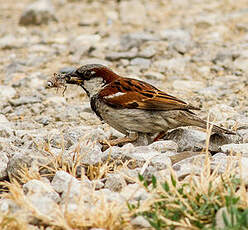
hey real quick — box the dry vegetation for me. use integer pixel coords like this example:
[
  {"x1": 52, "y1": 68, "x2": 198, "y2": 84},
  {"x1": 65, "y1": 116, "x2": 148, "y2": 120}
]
[{"x1": 0, "y1": 127, "x2": 247, "y2": 229}]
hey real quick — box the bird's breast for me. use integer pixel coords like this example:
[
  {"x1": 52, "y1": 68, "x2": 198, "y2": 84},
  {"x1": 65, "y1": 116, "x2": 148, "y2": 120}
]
[{"x1": 90, "y1": 95, "x2": 104, "y2": 120}]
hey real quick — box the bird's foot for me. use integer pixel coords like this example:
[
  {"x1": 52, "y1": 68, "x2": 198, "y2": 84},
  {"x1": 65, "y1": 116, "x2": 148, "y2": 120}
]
[{"x1": 100, "y1": 132, "x2": 138, "y2": 150}]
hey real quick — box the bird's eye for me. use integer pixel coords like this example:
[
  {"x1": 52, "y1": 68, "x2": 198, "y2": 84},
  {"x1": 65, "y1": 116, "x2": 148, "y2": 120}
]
[
  {"x1": 84, "y1": 70, "x2": 96, "y2": 80},
  {"x1": 84, "y1": 70, "x2": 92, "y2": 79}
]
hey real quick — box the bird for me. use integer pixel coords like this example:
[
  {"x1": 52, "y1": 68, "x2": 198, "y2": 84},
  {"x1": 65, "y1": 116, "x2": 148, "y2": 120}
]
[{"x1": 47, "y1": 64, "x2": 235, "y2": 146}]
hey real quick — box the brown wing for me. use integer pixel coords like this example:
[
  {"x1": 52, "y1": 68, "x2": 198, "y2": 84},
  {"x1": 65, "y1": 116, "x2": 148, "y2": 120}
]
[{"x1": 99, "y1": 78, "x2": 200, "y2": 111}]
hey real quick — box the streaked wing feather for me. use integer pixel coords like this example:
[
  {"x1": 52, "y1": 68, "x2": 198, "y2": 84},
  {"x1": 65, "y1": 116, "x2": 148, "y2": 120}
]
[{"x1": 99, "y1": 78, "x2": 200, "y2": 111}]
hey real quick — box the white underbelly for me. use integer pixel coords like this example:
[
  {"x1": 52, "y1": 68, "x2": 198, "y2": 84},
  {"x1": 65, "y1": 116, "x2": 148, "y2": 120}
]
[{"x1": 95, "y1": 101, "x2": 173, "y2": 134}]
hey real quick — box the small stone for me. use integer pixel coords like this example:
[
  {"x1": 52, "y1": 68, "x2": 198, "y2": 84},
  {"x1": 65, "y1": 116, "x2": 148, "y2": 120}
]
[
  {"x1": 78, "y1": 17, "x2": 99, "y2": 27},
  {"x1": 19, "y1": 0, "x2": 57, "y2": 25},
  {"x1": 220, "y1": 143, "x2": 248, "y2": 156},
  {"x1": 106, "y1": 49, "x2": 138, "y2": 61},
  {"x1": 95, "y1": 189, "x2": 124, "y2": 204},
  {"x1": 45, "y1": 96, "x2": 66, "y2": 104},
  {"x1": 92, "y1": 180, "x2": 104, "y2": 189},
  {"x1": 105, "y1": 174, "x2": 127, "y2": 192},
  {"x1": 120, "y1": 183, "x2": 150, "y2": 201},
  {"x1": 0, "y1": 115, "x2": 11, "y2": 127},
  {"x1": 130, "y1": 58, "x2": 151, "y2": 69},
  {"x1": 131, "y1": 216, "x2": 151, "y2": 228},
  {"x1": 35, "y1": 115, "x2": 51, "y2": 126},
  {"x1": 169, "y1": 40, "x2": 192, "y2": 54},
  {"x1": 164, "y1": 128, "x2": 207, "y2": 152},
  {"x1": 28, "y1": 195, "x2": 58, "y2": 220},
  {"x1": 0, "y1": 86, "x2": 16, "y2": 100},
  {"x1": 149, "y1": 140, "x2": 178, "y2": 152},
  {"x1": 160, "y1": 29, "x2": 191, "y2": 42},
  {"x1": 80, "y1": 145, "x2": 103, "y2": 165},
  {"x1": 199, "y1": 86, "x2": 220, "y2": 97},
  {"x1": 0, "y1": 125, "x2": 13, "y2": 138},
  {"x1": 138, "y1": 46, "x2": 156, "y2": 58},
  {"x1": 211, "y1": 154, "x2": 248, "y2": 184},
  {"x1": 9, "y1": 96, "x2": 41, "y2": 106},
  {"x1": 23, "y1": 179, "x2": 60, "y2": 203},
  {"x1": 120, "y1": 33, "x2": 158, "y2": 50},
  {"x1": 234, "y1": 58, "x2": 248, "y2": 72},
  {"x1": 144, "y1": 71, "x2": 165, "y2": 80},
  {"x1": 209, "y1": 104, "x2": 238, "y2": 122},
  {"x1": 120, "y1": 168, "x2": 140, "y2": 183},
  {"x1": 51, "y1": 170, "x2": 92, "y2": 199},
  {"x1": 7, "y1": 153, "x2": 48, "y2": 181},
  {"x1": 0, "y1": 199, "x2": 20, "y2": 214},
  {"x1": 173, "y1": 80, "x2": 205, "y2": 91},
  {"x1": 0, "y1": 152, "x2": 9, "y2": 180},
  {"x1": 124, "y1": 147, "x2": 172, "y2": 170},
  {"x1": 172, "y1": 155, "x2": 206, "y2": 179},
  {"x1": 194, "y1": 15, "x2": 216, "y2": 29},
  {"x1": 215, "y1": 207, "x2": 236, "y2": 229},
  {"x1": 165, "y1": 127, "x2": 238, "y2": 153},
  {"x1": 153, "y1": 58, "x2": 187, "y2": 73},
  {"x1": 0, "y1": 35, "x2": 24, "y2": 49},
  {"x1": 119, "y1": 0, "x2": 147, "y2": 25}
]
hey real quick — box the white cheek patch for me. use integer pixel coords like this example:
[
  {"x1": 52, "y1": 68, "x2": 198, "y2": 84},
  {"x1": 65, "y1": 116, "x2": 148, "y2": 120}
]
[
  {"x1": 104, "y1": 92, "x2": 126, "y2": 99},
  {"x1": 83, "y1": 77, "x2": 106, "y2": 96}
]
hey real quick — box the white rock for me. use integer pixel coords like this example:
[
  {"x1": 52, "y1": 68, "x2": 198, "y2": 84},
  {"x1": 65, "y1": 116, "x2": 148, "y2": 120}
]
[
  {"x1": 144, "y1": 71, "x2": 165, "y2": 80},
  {"x1": 51, "y1": 170, "x2": 92, "y2": 199},
  {"x1": 173, "y1": 80, "x2": 205, "y2": 91},
  {"x1": 124, "y1": 147, "x2": 171, "y2": 169},
  {"x1": 149, "y1": 140, "x2": 178, "y2": 152},
  {"x1": 209, "y1": 104, "x2": 238, "y2": 122},
  {"x1": 172, "y1": 155, "x2": 206, "y2": 178},
  {"x1": 23, "y1": 179, "x2": 60, "y2": 203},
  {"x1": 0, "y1": 35, "x2": 25, "y2": 49},
  {"x1": 234, "y1": 58, "x2": 248, "y2": 72},
  {"x1": 160, "y1": 29, "x2": 191, "y2": 42},
  {"x1": 19, "y1": 0, "x2": 56, "y2": 25},
  {"x1": 212, "y1": 154, "x2": 248, "y2": 184},
  {"x1": 215, "y1": 207, "x2": 236, "y2": 229},
  {"x1": 45, "y1": 96, "x2": 66, "y2": 104},
  {"x1": 120, "y1": 0, "x2": 147, "y2": 25},
  {"x1": 0, "y1": 152, "x2": 8, "y2": 179},
  {"x1": 130, "y1": 58, "x2": 151, "y2": 69},
  {"x1": 120, "y1": 183, "x2": 150, "y2": 201},
  {"x1": 0, "y1": 199, "x2": 20, "y2": 214},
  {"x1": 153, "y1": 58, "x2": 187, "y2": 73},
  {"x1": 165, "y1": 128, "x2": 207, "y2": 152},
  {"x1": 0, "y1": 86, "x2": 16, "y2": 100},
  {"x1": 131, "y1": 216, "x2": 151, "y2": 228},
  {"x1": 27, "y1": 194, "x2": 58, "y2": 218},
  {"x1": 105, "y1": 174, "x2": 127, "y2": 192},
  {"x1": 0, "y1": 115, "x2": 11, "y2": 127},
  {"x1": 120, "y1": 168, "x2": 140, "y2": 183},
  {"x1": 95, "y1": 189, "x2": 125, "y2": 204},
  {"x1": 220, "y1": 144, "x2": 248, "y2": 156}
]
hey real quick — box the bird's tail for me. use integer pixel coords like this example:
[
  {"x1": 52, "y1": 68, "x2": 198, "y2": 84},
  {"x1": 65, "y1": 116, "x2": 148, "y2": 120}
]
[{"x1": 178, "y1": 111, "x2": 235, "y2": 135}]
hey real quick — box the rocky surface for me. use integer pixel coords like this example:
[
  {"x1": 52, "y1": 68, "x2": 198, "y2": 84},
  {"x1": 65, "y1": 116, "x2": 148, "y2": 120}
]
[{"x1": 1, "y1": 0, "x2": 248, "y2": 229}]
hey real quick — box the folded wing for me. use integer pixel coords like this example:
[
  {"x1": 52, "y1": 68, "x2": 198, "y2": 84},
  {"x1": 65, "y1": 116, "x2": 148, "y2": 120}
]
[{"x1": 99, "y1": 78, "x2": 200, "y2": 111}]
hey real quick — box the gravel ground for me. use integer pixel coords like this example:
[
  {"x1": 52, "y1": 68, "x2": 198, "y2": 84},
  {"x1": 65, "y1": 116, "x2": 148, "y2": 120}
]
[{"x1": 1, "y1": 0, "x2": 248, "y2": 229}]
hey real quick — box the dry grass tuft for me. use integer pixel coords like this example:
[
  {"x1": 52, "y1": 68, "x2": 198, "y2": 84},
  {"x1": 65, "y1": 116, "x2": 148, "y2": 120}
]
[{"x1": 127, "y1": 123, "x2": 248, "y2": 229}]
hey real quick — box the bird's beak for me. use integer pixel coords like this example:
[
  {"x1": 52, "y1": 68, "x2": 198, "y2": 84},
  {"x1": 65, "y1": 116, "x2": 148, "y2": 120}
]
[{"x1": 65, "y1": 72, "x2": 84, "y2": 85}]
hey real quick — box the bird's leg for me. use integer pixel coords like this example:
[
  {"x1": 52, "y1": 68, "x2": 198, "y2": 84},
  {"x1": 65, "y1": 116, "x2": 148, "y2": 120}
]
[
  {"x1": 153, "y1": 131, "x2": 166, "y2": 142},
  {"x1": 100, "y1": 132, "x2": 138, "y2": 147}
]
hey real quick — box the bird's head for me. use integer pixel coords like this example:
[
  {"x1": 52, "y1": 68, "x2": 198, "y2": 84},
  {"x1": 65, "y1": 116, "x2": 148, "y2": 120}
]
[{"x1": 64, "y1": 64, "x2": 119, "y2": 97}]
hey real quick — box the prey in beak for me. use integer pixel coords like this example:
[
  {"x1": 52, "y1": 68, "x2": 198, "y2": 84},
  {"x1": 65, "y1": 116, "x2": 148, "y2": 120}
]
[{"x1": 46, "y1": 71, "x2": 83, "y2": 96}]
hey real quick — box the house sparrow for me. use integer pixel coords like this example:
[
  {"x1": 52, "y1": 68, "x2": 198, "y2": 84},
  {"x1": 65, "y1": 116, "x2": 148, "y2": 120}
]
[{"x1": 47, "y1": 64, "x2": 235, "y2": 146}]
